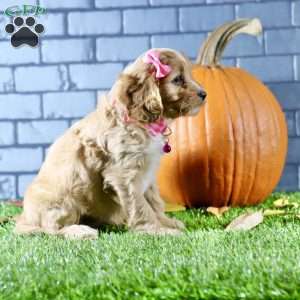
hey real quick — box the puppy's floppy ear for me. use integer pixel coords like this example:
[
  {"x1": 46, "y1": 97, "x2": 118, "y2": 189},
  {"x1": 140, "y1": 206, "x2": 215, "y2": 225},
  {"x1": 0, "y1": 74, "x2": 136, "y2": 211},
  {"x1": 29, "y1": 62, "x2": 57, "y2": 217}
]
[
  {"x1": 135, "y1": 75, "x2": 163, "y2": 123},
  {"x1": 112, "y1": 73, "x2": 140, "y2": 107},
  {"x1": 113, "y1": 72, "x2": 163, "y2": 123}
]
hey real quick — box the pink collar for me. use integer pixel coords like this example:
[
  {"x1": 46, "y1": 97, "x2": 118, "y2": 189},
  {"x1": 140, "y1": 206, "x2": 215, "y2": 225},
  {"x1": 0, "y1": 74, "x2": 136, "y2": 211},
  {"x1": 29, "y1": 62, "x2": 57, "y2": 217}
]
[
  {"x1": 144, "y1": 117, "x2": 168, "y2": 137},
  {"x1": 112, "y1": 98, "x2": 167, "y2": 136},
  {"x1": 113, "y1": 101, "x2": 168, "y2": 136},
  {"x1": 111, "y1": 99, "x2": 172, "y2": 153}
]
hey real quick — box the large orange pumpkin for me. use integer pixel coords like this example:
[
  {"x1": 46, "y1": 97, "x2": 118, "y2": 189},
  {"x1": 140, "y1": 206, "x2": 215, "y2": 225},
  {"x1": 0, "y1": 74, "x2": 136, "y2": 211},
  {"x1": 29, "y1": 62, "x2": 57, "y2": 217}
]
[{"x1": 157, "y1": 19, "x2": 288, "y2": 207}]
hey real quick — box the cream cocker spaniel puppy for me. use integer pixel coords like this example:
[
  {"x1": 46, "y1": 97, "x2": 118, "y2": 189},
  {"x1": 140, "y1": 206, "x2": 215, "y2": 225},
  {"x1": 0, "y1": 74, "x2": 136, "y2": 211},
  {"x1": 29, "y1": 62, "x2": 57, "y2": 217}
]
[{"x1": 15, "y1": 48, "x2": 206, "y2": 239}]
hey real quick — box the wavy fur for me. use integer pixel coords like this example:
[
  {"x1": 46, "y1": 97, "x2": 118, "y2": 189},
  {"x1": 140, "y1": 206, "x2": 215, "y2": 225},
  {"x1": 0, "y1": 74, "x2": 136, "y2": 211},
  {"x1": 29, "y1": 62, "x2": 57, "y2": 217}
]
[{"x1": 15, "y1": 48, "x2": 205, "y2": 239}]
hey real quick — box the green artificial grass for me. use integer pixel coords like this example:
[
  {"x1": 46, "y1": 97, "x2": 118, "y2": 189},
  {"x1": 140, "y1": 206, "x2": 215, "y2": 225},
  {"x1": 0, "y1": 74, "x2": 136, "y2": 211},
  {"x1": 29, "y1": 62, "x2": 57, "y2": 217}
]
[{"x1": 1, "y1": 193, "x2": 300, "y2": 300}]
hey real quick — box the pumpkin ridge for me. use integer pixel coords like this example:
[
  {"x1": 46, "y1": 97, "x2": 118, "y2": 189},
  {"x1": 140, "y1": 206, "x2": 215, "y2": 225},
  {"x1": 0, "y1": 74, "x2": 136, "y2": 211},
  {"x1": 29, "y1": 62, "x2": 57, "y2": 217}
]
[
  {"x1": 204, "y1": 69, "x2": 216, "y2": 204},
  {"x1": 214, "y1": 68, "x2": 232, "y2": 206},
  {"x1": 206, "y1": 68, "x2": 229, "y2": 206},
  {"x1": 216, "y1": 69, "x2": 226, "y2": 206},
  {"x1": 242, "y1": 71, "x2": 286, "y2": 202},
  {"x1": 230, "y1": 69, "x2": 261, "y2": 205},
  {"x1": 271, "y1": 104, "x2": 288, "y2": 191},
  {"x1": 219, "y1": 68, "x2": 242, "y2": 206},
  {"x1": 185, "y1": 115, "x2": 194, "y2": 206},
  {"x1": 257, "y1": 84, "x2": 278, "y2": 202},
  {"x1": 175, "y1": 120, "x2": 189, "y2": 206},
  {"x1": 261, "y1": 80, "x2": 287, "y2": 197},
  {"x1": 233, "y1": 70, "x2": 262, "y2": 204},
  {"x1": 226, "y1": 69, "x2": 259, "y2": 205},
  {"x1": 222, "y1": 68, "x2": 248, "y2": 206},
  {"x1": 197, "y1": 68, "x2": 211, "y2": 206},
  {"x1": 236, "y1": 71, "x2": 267, "y2": 204},
  {"x1": 245, "y1": 73, "x2": 277, "y2": 203},
  {"x1": 187, "y1": 116, "x2": 198, "y2": 205},
  {"x1": 264, "y1": 89, "x2": 288, "y2": 191}
]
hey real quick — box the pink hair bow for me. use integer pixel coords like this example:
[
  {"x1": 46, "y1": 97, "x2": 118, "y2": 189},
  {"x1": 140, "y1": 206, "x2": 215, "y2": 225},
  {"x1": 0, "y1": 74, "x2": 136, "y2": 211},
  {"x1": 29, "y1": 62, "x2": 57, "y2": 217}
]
[{"x1": 143, "y1": 49, "x2": 172, "y2": 79}]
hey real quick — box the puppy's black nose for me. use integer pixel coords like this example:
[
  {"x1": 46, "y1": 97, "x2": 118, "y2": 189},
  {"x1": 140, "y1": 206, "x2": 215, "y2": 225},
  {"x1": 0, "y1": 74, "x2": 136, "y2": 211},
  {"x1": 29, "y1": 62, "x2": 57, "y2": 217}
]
[{"x1": 198, "y1": 90, "x2": 207, "y2": 101}]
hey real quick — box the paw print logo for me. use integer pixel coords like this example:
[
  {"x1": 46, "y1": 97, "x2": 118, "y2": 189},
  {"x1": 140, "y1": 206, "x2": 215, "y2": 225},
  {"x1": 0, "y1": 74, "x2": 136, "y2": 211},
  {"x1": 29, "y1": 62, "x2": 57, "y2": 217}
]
[{"x1": 5, "y1": 16, "x2": 44, "y2": 47}]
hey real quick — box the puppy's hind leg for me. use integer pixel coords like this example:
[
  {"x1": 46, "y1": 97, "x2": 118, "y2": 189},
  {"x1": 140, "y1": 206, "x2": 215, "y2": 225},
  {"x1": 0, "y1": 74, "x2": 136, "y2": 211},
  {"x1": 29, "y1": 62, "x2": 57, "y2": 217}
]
[
  {"x1": 16, "y1": 204, "x2": 98, "y2": 240},
  {"x1": 42, "y1": 205, "x2": 98, "y2": 240},
  {"x1": 14, "y1": 213, "x2": 44, "y2": 235},
  {"x1": 15, "y1": 222, "x2": 43, "y2": 235}
]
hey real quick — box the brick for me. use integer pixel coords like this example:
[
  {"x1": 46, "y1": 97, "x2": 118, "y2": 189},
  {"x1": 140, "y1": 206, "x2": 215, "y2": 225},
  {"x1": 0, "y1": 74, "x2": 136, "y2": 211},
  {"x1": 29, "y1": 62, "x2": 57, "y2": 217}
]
[
  {"x1": 276, "y1": 164, "x2": 298, "y2": 191},
  {"x1": 124, "y1": 8, "x2": 176, "y2": 34},
  {"x1": 221, "y1": 58, "x2": 236, "y2": 67},
  {"x1": 17, "y1": 120, "x2": 68, "y2": 144},
  {"x1": 68, "y1": 11, "x2": 121, "y2": 35},
  {"x1": 43, "y1": 91, "x2": 95, "y2": 119},
  {"x1": 179, "y1": 5, "x2": 234, "y2": 32},
  {"x1": 0, "y1": 94, "x2": 41, "y2": 119},
  {"x1": 40, "y1": 0, "x2": 91, "y2": 8},
  {"x1": 268, "y1": 83, "x2": 300, "y2": 110},
  {"x1": 0, "y1": 176, "x2": 16, "y2": 200},
  {"x1": 296, "y1": 56, "x2": 300, "y2": 81},
  {"x1": 150, "y1": 0, "x2": 204, "y2": 5},
  {"x1": 238, "y1": 56, "x2": 293, "y2": 83},
  {"x1": 223, "y1": 35, "x2": 263, "y2": 57},
  {"x1": 0, "y1": 68, "x2": 13, "y2": 92},
  {"x1": 39, "y1": 13, "x2": 65, "y2": 36},
  {"x1": 0, "y1": 148, "x2": 43, "y2": 172},
  {"x1": 237, "y1": 1, "x2": 291, "y2": 28},
  {"x1": 42, "y1": 39, "x2": 93, "y2": 63},
  {"x1": 69, "y1": 63, "x2": 123, "y2": 89},
  {"x1": 207, "y1": 0, "x2": 247, "y2": 2},
  {"x1": 265, "y1": 29, "x2": 300, "y2": 55},
  {"x1": 285, "y1": 111, "x2": 296, "y2": 136},
  {"x1": 15, "y1": 66, "x2": 68, "y2": 92},
  {"x1": 96, "y1": 0, "x2": 147, "y2": 7},
  {"x1": 0, "y1": 41, "x2": 39, "y2": 65},
  {"x1": 18, "y1": 174, "x2": 35, "y2": 198},
  {"x1": 287, "y1": 138, "x2": 300, "y2": 163},
  {"x1": 296, "y1": 111, "x2": 300, "y2": 136},
  {"x1": 293, "y1": 1, "x2": 300, "y2": 25},
  {"x1": 97, "y1": 37, "x2": 148, "y2": 62},
  {"x1": 0, "y1": 122, "x2": 14, "y2": 145},
  {"x1": 151, "y1": 33, "x2": 206, "y2": 59}
]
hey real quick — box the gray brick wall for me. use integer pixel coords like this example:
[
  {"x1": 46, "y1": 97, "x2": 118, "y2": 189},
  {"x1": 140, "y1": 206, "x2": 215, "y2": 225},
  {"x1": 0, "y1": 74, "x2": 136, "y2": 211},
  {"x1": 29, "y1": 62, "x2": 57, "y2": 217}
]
[{"x1": 0, "y1": 0, "x2": 299, "y2": 200}]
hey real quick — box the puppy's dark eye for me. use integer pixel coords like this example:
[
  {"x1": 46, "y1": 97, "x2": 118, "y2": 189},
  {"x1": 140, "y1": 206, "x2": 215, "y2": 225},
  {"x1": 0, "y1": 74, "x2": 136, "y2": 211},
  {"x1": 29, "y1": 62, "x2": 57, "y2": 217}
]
[{"x1": 172, "y1": 75, "x2": 185, "y2": 86}]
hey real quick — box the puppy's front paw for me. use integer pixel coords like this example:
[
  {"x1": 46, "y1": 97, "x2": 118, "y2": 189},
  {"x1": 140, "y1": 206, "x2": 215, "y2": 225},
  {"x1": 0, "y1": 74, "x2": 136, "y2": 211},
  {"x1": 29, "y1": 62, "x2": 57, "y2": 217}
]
[
  {"x1": 134, "y1": 225, "x2": 182, "y2": 236},
  {"x1": 159, "y1": 216, "x2": 185, "y2": 230},
  {"x1": 59, "y1": 225, "x2": 98, "y2": 240},
  {"x1": 156, "y1": 227, "x2": 183, "y2": 235}
]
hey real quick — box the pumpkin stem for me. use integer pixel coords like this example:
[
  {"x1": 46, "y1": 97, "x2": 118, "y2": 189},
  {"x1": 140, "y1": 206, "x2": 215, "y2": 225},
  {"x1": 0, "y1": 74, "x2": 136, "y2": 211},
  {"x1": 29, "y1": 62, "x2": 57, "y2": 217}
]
[{"x1": 196, "y1": 18, "x2": 262, "y2": 66}]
